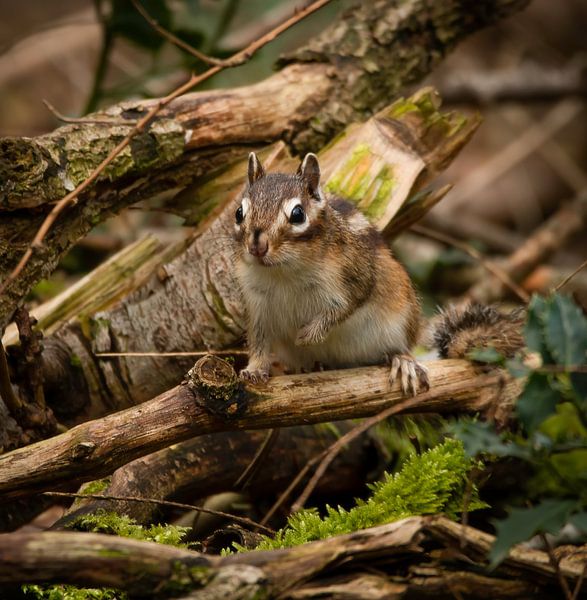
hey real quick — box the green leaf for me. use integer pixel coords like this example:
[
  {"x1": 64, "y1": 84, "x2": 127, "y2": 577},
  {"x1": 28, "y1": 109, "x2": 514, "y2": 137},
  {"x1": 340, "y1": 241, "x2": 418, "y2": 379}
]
[
  {"x1": 490, "y1": 499, "x2": 577, "y2": 567},
  {"x1": 506, "y1": 356, "x2": 531, "y2": 378},
  {"x1": 539, "y1": 403, "x2": 587, "y2": 442},
  {"x1": 516, "y1": 372, "x2": 559, "y2": 433},
  {"x1": 543, "y1": 294, "x2": 587, "y2": 366},
  {"x1": 467, "y1": 347, "x2": 504, "y2": 365},
  {"x1": 449, "y1": 420, "x2": 529, "y2": 459},
  {"x1": 525, "y1": 294, "x2": 551, "y2": 360},
  {"x1": 570, "y1": 511, "x2": 587, "y2": 533}
]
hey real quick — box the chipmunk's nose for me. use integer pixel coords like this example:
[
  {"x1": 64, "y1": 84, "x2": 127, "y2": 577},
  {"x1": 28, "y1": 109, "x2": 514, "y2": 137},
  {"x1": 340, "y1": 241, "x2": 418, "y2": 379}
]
[{"x1": 249, "y1": 229, "x2": 268, "y2": 257}]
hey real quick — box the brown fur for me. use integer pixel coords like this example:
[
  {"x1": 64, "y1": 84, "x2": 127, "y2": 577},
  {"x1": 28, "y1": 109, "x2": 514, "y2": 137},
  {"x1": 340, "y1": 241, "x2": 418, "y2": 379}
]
[{"x1": 433, "y1": 304, "x2": 525, "y2": 359}]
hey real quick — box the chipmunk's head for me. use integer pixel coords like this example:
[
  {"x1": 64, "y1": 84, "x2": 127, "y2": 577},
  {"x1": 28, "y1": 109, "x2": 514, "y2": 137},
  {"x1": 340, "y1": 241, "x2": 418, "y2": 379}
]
[{"x1": 233, "y1": 152, "x2": 326, "y2": 267}]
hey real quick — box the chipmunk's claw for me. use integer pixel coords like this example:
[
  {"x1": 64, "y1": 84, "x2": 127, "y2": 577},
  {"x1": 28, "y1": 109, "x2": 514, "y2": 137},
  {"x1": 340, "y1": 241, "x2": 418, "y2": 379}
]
[
  {"x1": 239, "y1": 368, "x2": 269, "y2": 384},
  {"x1": 386, "y1": 353, "x2": 429, "y2": 397}
]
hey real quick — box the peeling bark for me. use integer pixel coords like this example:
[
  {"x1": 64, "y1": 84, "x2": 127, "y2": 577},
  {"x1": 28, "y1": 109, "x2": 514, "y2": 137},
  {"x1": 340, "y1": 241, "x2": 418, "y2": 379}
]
[{"x1": 0, "y1": 0, "x2": 530, "y2": 328}]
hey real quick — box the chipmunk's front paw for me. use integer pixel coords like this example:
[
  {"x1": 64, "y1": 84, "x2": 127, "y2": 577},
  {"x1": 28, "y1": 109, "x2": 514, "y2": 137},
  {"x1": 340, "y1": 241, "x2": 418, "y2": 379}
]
[
  {"x1": 295, "y1": 322, "x2": 326, "y2": 346},
  {"x1": 239, "y1": 368, "x2": 269, "y2": 384},
  {"x1": 386, "y1": 353, "x2": 429, "y2": 397}
]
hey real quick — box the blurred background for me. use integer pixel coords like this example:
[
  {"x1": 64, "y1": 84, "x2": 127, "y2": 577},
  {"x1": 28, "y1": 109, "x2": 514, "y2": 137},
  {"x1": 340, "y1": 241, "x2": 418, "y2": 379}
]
[{"x1": 1, "y1": 0, "x2": 586, "y2": 307}]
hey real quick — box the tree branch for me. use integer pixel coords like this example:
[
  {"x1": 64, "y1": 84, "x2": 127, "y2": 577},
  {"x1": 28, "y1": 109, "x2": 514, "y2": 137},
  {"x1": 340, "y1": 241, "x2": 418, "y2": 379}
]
[{"x1": 0, "y1": 355, "x2": 521, "y2": 499}]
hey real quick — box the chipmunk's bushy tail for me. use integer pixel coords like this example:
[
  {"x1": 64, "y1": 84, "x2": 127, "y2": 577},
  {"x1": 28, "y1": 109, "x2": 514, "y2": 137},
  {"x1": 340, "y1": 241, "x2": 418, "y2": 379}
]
[{"x1": 433, "y1": 304, "x2": 525, "y2": 359}]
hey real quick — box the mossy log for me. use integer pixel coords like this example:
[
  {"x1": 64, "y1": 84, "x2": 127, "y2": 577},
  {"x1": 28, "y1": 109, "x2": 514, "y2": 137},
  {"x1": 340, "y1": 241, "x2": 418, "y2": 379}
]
[
  {"x1": 0, "y1": 355, "x2": 521, "y2": 499},
  {"x1": 0, "y1": 0, "x2": 529, "y2": 329},
  {"x1": 0, "y1": 516, "x2": 581, "y2": 598},
  {"x1": 54, "y1": 423, "x2": 384, "y2": 527}
]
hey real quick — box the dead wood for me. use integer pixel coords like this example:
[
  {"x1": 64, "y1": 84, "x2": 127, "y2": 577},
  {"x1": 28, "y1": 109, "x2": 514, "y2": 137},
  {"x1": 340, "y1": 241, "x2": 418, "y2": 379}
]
[
  {"x1": 0, "y1": 516, "x2": 582, "y2": 598},
  {"x1": 0, "y1": 355, "x2": 521, "y2": 500},
  {"x1": 0, "y1": 0, "x2": 530, "y2": 329},
  {"x1": 54, "y1": 424, "x2": 383, "y2": 527},
  {"x1": 465, "y1": 191, "x2": 587, "y2": 303},
  {"x1": 438, "y1": 61, "x2": 587, "y2": 105}
]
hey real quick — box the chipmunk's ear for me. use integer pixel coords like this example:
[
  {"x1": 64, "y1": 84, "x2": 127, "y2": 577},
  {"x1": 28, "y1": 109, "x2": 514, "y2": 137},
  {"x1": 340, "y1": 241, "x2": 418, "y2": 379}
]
[
  {"x1": 248, "y1": 152, "x2": 265, "y2": 185},
  {"x1": 297, "y1": 153, "x2": 321, "y2": 197}
]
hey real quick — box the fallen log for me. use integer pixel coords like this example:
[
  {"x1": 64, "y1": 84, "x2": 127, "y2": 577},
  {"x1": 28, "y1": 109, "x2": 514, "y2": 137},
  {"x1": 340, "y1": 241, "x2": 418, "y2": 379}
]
[
  {"x1": 0, "y1": 355, "x2": 520, "y2": 499},
  {"x1": 0, "y1": 516, "x2": 581, "y2": 598}
]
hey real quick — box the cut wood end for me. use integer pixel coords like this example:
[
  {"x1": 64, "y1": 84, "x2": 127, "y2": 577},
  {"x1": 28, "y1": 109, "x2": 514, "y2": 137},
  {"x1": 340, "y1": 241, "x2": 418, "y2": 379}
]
[{"x1": 185, "y1": 355, "x2": 247, "y2": 419}]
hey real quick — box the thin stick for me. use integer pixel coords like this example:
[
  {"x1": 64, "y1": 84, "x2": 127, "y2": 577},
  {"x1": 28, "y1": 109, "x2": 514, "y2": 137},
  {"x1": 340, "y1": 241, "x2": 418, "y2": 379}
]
[
  {"x1": 411, "y1": 223, "x2": 530, "y2": 303},
  {"x1": 0, "y1": 340, "x2": 21, "y2": 414},
  {"x1": 43, "y1": 491, "x2": 274, "y2": 535},
  {"x1": 0, "y1": 0, "x2": 333, "y2": 299},
  {"x1": 290, "y1": 374, "x2": 502, "y2": 513},
  {"x1": 42, "y1": 100, "x2": 129, "y2": 126},
  {"x1": 96, "y1": 350, "x2": 247, "y2": 358},
  {"x1": 131, "y1": 0, "x2": 235, "y2": 67},
  {"x1": 235, "y1": 428, "x2": 281, "y2": 490},
  {"x1": 261, "y1": 453, "x2": 323, "y2": 526},
  {"x1": 571, "y1": 562, "x2": 587, "y2": 600},
  {"x1": 539, "y1": 533, "x2": 573, "y2": 600},
  {"x1": 554, "y1": 257, "x2": 587, "y2": 292}
]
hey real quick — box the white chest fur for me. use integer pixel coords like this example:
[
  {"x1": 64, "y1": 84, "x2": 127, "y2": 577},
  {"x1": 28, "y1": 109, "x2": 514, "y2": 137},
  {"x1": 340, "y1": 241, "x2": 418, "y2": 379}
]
[
  {"x1": 237, "y1": 260, "x2": 344, "y2": 337},
  {"x1": 237, "y1": 260, "x2": 409, "y2": 371}
]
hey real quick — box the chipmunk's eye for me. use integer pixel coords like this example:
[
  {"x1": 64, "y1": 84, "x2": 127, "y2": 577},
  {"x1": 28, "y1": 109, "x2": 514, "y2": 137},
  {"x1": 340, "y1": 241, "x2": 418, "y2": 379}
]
[
  {"x1": 289, "y1": 204, "x2": 305, "y2": 224},
  {"x1": 235, "y1": 205, "x2": 244, "y2": 224}
]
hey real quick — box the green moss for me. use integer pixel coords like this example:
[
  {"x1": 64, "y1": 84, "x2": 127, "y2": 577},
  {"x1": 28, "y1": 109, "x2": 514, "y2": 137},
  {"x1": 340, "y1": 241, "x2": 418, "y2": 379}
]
[
  {"x1": 243, "y1": 439, "x2": 485, "y2": 551},
  {"x1": 68, "y1": 510, "x2": 191, "y2": 547},
  {"x1": 69, "y1": 353, "x2": 83, "y2": 368},
  {"x1": 363, "y1": 164, "x2": 396, "y2": 219},
  {"x1": 325, "y1": 143, "x2": 372, "y2": 203},
  {"x1": 161, "y1": 563, "x2": 212, "y2": 595},
  {"x1": 81, "y1": 478, "x2": 110, "y2": 494},
  {"x1": 24, "y1": 512, "x2": 196, "y2": 599},
  {"x1": 55, "y1": 119, "x2": 184, "y2": 188},
  {"x1": 23, "y1": 584, "x2": 122, "y2": 600}
]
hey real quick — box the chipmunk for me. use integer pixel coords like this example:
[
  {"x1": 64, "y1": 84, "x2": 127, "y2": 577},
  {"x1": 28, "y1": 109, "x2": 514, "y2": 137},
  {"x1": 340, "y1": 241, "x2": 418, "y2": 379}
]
[{"x1": 233, "y1": 152, "x2": 429, "y2": 396}]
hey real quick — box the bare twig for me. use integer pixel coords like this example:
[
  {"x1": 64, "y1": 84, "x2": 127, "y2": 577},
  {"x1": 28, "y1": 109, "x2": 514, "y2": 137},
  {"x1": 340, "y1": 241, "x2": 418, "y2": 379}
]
[
  {"x1": 43, "y1": 491, "x2": 274, "y2": 535},
  {"x1": 571, "y1": 562, "x2": 587, "y2": 600},
  {"x1": 554, "y1": 258, "x2": 587, "y2": 292},
  {"x1": 439, "y1": 61, "x2": 587, "y2": 105},
  {"x1": 0, "y1": 0, "x2": 333, "y2": 299},
  {"x1": 0, "y1": 357, "x2": 519, "y2": 500},
  {"x1": 261, "y1": 452, "x2": 323, "y2": 526},
  {"x1": 466, "y1": 191, "x2": 587, "y2": 304},
  {"x1": 0, "y1": 340, "x2": 21, "y2": 414},
  {"x1": 96, "y1": 350, "x2": 247, "y2": 358},
  {"x1": 539, "y1": 533, "x2": 573, "y2": 600},
  {"x1": 411, "y1": 223, "x2": 530, "y2": 303},
  {"x1": 131, "y1": 0, "x2": 237, "y2": 67},
  {"x1": 235, "y1": 428, "x2": 281, "y2": 490},
  {"x1": 448, "y1": 99, "x2": 583, "y2": 209},
  {"x1": 42, "y1": 100, "x2": 129, "y2": 126}
]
